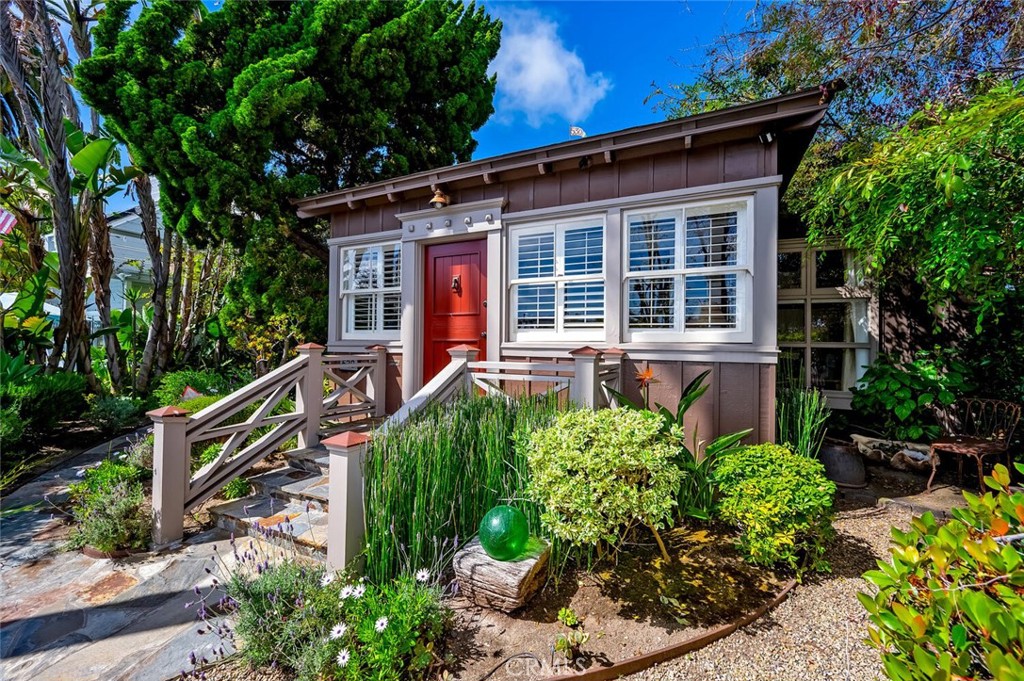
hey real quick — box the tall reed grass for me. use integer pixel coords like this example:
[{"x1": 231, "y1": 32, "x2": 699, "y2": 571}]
[
  {"x1": 776, "y1": 383, "x2": 831, "y2": 459},
  {"x1": 363, "y1": 392, "x2": 564, "y2": 584}
]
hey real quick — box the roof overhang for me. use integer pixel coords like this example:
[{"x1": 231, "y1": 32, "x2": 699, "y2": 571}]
[{"x1": 293, "y1": 80, "x2": 845, "y2": 218}]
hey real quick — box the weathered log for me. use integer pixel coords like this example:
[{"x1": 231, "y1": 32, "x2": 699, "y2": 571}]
[{"x1": 453, "y1": 537, "x2": 549, "y2": 613}]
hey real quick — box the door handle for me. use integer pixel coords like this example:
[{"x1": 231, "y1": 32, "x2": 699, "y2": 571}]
[{"x1": 480, "y1": 331, "x2": 487, "y2": 339}]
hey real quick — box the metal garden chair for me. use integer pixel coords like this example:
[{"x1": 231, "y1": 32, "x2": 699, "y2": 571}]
[{"x1": 927, "y1": 398, "x2": 1021, "y2": 492}]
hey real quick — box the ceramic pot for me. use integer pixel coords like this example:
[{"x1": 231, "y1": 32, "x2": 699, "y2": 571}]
[
  {"x1": 82, "y1": 545, "x2": 132, "y2": 560},
  {"x1": 819, "y1": 441, "x2": 867, "y2": 488}
]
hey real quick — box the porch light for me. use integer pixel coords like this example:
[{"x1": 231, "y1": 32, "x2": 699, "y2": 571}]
[{"x1": 429, "y1": 189, "x2": 450, "y2": 209}]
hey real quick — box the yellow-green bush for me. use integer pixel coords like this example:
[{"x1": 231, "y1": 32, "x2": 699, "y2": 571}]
[
  {"x1": 525, "y1": 408, "x2": 682, "y2": 550},
  {"x1": 711, "y1": 443, "x2": 836, "y2": 573}
]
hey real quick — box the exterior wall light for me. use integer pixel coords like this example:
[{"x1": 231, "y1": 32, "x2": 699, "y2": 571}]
[{"x1": 429, "y1": 189, "x2": 450, "y2": 209}]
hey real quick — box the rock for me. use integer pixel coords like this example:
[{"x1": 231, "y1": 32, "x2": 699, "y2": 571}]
[{"x1": 453, "y1": 536, "x2": 549, "y2": 613}]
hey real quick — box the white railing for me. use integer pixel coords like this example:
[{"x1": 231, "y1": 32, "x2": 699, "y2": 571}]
[{"x1": 149, "y1": 343, "x2": 387, "y2": 545}]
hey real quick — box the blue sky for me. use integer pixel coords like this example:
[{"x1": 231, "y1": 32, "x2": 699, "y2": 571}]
[{"x1": 472, "y1": 1, "x2": 754, "y2": 159}]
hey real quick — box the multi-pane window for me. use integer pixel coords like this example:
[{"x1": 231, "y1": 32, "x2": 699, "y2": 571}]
[
  {"x1": 624, "y1": 199, "x2": 751, "y2": 341},
  {"x1": 777, "y1": 243, "x2": 871, "y2": 397},
  {"x1": 510, "y1": 218, "x2": 604, "y2": 339},
  {"x1": 340, "y1": 242, "x2": 401, "y2": 338}
]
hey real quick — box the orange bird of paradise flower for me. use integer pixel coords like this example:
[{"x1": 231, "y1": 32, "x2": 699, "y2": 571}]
[{"x1": 635, "y1": 366, "x2": 657, "y2": 388}]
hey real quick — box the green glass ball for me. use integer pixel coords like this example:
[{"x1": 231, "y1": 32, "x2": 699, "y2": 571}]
[{"x1": 478, "y1": 505, "x2": 529, "y2": 561}]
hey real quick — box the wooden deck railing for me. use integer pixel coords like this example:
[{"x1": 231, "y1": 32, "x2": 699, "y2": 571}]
[{"x1": 148, "y1": 343, "x2": 387, "y2": 545}]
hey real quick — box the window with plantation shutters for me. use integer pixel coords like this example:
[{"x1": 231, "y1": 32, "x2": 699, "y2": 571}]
[
  {"x1": 509, "y1": 218, "x2": 605, "y2": 341},
  {"x1": 624, "y1": 198, "x2": 752, "y2": 342},
  {"x1": 340, "y1": 242, "x2": 401, "y2": 338}
]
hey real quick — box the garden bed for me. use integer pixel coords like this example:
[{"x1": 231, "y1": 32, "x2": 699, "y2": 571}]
[{"x1": 447, "y1": 525, "x2": 785, "y2": 680}]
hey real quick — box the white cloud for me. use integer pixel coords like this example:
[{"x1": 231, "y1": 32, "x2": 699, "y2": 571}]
[{"x1": 491, "y1": 9, "x2": 611, "y2": 128}]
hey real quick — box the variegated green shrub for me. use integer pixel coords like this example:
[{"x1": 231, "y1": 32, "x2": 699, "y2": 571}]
[
  {"x1": 859, "y1": 464, "x2": 1024, "y2": 681},
  {"x1": 525, "y1": 408, "x2": 682, "y2": 555}
]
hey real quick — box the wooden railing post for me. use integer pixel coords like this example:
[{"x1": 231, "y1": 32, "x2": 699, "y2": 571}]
[
  {"x1": 603, "y1": 347, "x2": 626, "y2": 407},
  {"x1": 295, "y1": 343, "x2": 325, "y2": 449},
  {"x1": 569, "y1": 346, "x2": 603, "y2": 409},
  {"x1": 148, "y1": 405, "x2": 191, "y2": 546},
  {"x1": 366, "y1": 345, "x2": 388, "y2": 418},
  {"x1": 323, "y1": 431, "x2": 370, "y2": 571},
  {"x1": 447, "y1": 344, "x2": 480, "y2": 393}
]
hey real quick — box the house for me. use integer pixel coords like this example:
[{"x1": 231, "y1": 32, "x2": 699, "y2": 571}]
[
  {"x1": 292, "y1": 82, "x2": 863, "y2": 443},
  {"x1": 150, "y1": 84, "x2": 876, "y2": 550}
]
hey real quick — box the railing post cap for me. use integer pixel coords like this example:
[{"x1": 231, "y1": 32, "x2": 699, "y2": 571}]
[
  {"x1": 323, "y1": 431, "x2": 373, "y2": 451},
  {"x1": 296, "y1": 342, "x2": 326, "y2": 352},
  {"x1": 366, "y1": 344, "x2": 388, "y2": 351},
  {"x1": 569, "y1": 346, "x2": 602, "y2": 357},
  {"x1": 448, "y1": 344, "x2": 480, "y2": 353},
  {"x1": 147, "y1": 405, "x2": 190, "y2": 419}
]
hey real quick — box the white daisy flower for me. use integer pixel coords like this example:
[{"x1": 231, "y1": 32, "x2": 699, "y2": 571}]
[
  {"x1": 336, "y1": 648, "x2": 350, "y2": 667},
  {"x1": 329, "y1": 623, "x2": 347, "y2": 640},
  {"x1": 375, "y1": 616, "x2": 388, "y2": 633},
  {"x1": 320, "y1": 572, "x2": 335, "y2": 587},
  {"x1": 351, "y1": 584, "x2": 366, "y2": 599},
  {"x1": 415, "y1": 569, "x2": 430, "y2": 583},
  {"x1": 339, "y1": 585, "x2": 354, "y2": 600}
]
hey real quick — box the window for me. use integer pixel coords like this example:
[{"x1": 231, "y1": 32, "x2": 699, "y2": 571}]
[
  {"x1": 624, "y1": 198, "x2": 752, "y2": 341},
  {"x1": 510, "y1": 218, "x2": 604, "y2": 340},
  {"x1": 339, "y1": 242, "x2": 401, "y2": 338},
  {"x1": 777, "y1": 244, "x2": 871, "y2": 396}
]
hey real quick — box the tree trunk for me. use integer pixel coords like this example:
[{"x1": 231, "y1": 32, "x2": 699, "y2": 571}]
[
  {"x1": 159, "y1": 231, "x2": 184, "y2": 373},
  {"x1": 175, "y1": 245, "x2": 196, "y2": 352},
  {"x1": 88, "y1": 209, "x2": 122, "y2": 389},
  {"x1": 36, "y1": 0, "x2": 89, "y2": 384},
  {"x1": 0, "y1": 2, "x2": 45, "y2": 162},
  {"x1": 133, "y1": 173, "x2": 169, "y2": 393}
]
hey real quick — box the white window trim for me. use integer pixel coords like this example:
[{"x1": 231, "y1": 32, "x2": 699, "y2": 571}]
[
  {"x1": 508, "y1": 216, "x2": 606, "y2": 343},
  {"x1": 622, "y1": 195, "x2": 754, "y2": 344},
  {"x1": 338, "y1": 240, "x2": 401, "y2": 341}
]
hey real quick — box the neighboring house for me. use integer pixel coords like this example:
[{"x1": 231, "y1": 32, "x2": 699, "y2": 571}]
[
  {"x1": 44, "y1": 207, "x2": 158, "y2": 331},
  {"x1": 294, "y1": 83, "x2": 863, "y2": 441}
]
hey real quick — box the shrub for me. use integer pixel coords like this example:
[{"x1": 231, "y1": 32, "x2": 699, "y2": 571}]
[
  {"x1": 712, "y1": 443, "x2": 836, "y2": 573},
  {"x1": 851, "y1": 352, "x2": 970, "y2": 442},
  {"x1": 152, "y1": 369, "x2": 232, "y2": 407},
  {"x1": 1, "y1": 406, "x2": 26, "y2": 453},
  {"x1": 1, "y1": 371, "x2": 88, "y2": 437},
  {"x1": 525, "y1": 408, "x2": 682, "y2": 559},
  {"x1": 859, "y1": 464, "x2": 1024, "y2": 681},
  {"x1": 86, "y1": 394, "x2": 143, "y2": 434},
  {"x1": 68, "y1": 458, "x2": 143, "y2": 503},
  {"x1": 121, "y1": 433, "x2": 155, "y2": 470},
  {"x1": 225, "y1": 562, "x2": 450, "y2": 681},
  {"x1": 364, "y1": 393, "x2": 563, "y2": 583},
  {"x1": 68, "y1": 479, "x2": 151, "y2": 553}
]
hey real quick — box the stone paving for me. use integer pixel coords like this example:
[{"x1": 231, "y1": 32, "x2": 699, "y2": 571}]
[{"x1": 0, "y1": 435, "x2": 240, "y2": 681}]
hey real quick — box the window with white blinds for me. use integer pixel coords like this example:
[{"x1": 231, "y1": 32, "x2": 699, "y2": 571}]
[
  {"x1": 510, "y1": 218, "x2": 605, "y2": 340},
  {"x1": 340, "y1": 242, "x2": 401, "y2": 338},
  {"x1": 624, "y1": 198, "x2": 752, "y2": 341}
]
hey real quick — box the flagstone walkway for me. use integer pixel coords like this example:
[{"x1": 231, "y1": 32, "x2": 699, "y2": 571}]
[{"x1": 0, "y1": 435, "x2": 239, "y2": 681}]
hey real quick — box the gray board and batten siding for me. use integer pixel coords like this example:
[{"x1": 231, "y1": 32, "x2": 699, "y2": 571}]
[{"x1": 296, "y1": 82, "x2": 845, "y2": 443}]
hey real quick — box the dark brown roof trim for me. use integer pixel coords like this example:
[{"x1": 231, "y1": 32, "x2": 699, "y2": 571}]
[{"x1": 294, "y1": 81, "x2": 845, "y2": 218}]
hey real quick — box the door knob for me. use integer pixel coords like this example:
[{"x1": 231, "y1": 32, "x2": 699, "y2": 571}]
[{"x1": 480, "y1": 331, "x2": 487, "y2": 339}]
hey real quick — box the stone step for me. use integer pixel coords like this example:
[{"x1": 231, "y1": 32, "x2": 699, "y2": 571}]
[
  {"x1": 208, "y1": 495, "x2": 328, "y2": 560},
  {"x1": 285, "y1": 446, "x2": 330, "y2": 476},
  {"x1": 248, "y1": 465, "x2": 329, "y2": 509}
]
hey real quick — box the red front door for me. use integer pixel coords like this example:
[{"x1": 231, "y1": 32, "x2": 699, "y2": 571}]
[{"x1": 423, "y1": 240, "x2": 487, "y2": 383}]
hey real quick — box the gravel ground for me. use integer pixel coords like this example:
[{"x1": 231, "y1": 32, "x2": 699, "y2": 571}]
[{"x1": 627, "y1": 505, "x2": 914, "y2": 681}]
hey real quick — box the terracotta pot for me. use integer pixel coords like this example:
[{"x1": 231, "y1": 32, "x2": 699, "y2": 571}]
[
  {"x1": 82, "y1": 545, "x2": 132, "y2": 560},
  {"x1": 819, "y1": 441, "x2": 867, "y2": 488}
]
